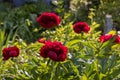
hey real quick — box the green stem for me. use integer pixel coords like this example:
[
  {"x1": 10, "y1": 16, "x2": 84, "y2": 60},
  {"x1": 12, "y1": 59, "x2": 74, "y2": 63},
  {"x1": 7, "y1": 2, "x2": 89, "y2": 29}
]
[
  {"x1": 61, "y1": 63, "x2": 68, "y2": 73},
  {"x1": 47, "y1": 59, "x2": 51, "y2": 66},
  {"x1": 69, "y1": 60, "x2": 81, "y2": 79},
  {"x1": 94, "y1": 56, "x2": 100, "y2": 80},
  {"x1": 50, "y1": 62, "x2": 59, "y2": 80}
]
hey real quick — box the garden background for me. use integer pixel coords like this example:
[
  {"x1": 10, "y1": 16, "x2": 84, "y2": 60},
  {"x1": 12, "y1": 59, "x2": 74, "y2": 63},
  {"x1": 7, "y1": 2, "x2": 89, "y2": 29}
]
[{"x1": 0, "y1": 0, "x2": 120, "y2": 80}]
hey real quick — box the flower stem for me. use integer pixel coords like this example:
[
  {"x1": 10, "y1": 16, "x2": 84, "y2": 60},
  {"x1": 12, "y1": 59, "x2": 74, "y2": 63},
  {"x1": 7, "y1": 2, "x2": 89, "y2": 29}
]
[
  {"x1": 69, "y1": 60, "x2": 81, "y2": 79},
  {"x1": 50, "y1": 62, "x2": 58, "y2": 80}
]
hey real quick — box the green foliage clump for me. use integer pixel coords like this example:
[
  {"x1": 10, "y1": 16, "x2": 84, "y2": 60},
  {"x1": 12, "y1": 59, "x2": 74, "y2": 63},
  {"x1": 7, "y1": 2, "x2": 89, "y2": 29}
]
[{"x1": 0, "y1": 0, "x2": 120, "y2": 80}]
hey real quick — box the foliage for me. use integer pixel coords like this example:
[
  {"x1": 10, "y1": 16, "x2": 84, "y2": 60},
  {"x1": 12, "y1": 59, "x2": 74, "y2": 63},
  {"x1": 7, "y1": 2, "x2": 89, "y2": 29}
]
[
  {"x1": 0, "y1": 0, "x2": 120, "y2": 80},
  {"x1": 68, "y1": 0, "x2": 120, "y2": 31},
  {"x1": 95, "y1": 0, "x2": 120, "y2": 30},
  {"x1": 0, "y1": 0, "x2": 51, "y2": 43}
]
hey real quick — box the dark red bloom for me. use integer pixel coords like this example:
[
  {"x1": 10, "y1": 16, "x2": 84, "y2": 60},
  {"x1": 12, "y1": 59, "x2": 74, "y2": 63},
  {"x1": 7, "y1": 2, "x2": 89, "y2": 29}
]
[
  {"x1": 2, "y1": 46, "x2": 19, "y2": 60},
  {"x1": 115, "y1": 35, "x2": 120, "y2": 43},
  {"x1": 73, "y1": 22, "x2": 90, "y2": 34},
  {"x1": 99, "y1": 34, "x2": 113, "y2": 43},
  {"x1": 36, "y1": 12, "x2": 61, "y2": 28},
  {"x1": 38, "y1": 38, "x2": 46, "y2": 43},
  {"x1": 40, "y1": 41, "x2": 68, "y2": 61}
]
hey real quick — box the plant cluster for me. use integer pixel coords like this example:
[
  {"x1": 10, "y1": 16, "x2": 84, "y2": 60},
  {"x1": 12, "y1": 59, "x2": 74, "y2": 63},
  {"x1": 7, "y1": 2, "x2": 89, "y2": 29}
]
[{"x1": 0, "y1": 0, "x2": 120, "y2": 80}]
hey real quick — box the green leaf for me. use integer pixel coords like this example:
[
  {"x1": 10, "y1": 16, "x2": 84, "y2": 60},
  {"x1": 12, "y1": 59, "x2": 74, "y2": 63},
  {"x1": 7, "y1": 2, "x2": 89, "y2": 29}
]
[
  {"x1": 65, "y1": 39, "x2": 82, "y2": 47},
  {"x1": 27, "y1": 42, "x2": 44, "y2": 51},
  {"x1": 81, "y1": 74, "x2": 88, "y2": 80}
]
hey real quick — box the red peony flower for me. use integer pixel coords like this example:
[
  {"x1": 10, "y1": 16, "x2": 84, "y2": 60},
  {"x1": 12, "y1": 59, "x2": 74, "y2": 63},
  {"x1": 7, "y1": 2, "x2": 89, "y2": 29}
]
[
  {"x1": 115, "y1": 35, "x2": 120, "y2": 43},
  {"x1": 40, "y1": 41, "x2": 68, "y2": 62},
  {"x1": 73, "y1": 22, "x2": 90, "y2": 34},
  {"x1": 38, "y1": 38, "x2": 46, "y2": 43},
  {"x1": 2, "y1": 46, "x2": 19, "y2": 60},
  {"x1": 36, "y1": 12, "x2": 61, "y2": 28},
  {"x1": 99, "y1": 34, "x2": 113, "y2": 43}
]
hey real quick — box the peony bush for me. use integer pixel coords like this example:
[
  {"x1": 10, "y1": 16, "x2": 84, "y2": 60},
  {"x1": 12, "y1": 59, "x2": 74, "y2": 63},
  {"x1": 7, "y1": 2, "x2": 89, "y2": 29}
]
[{"x1": 0, "y1": 1, "x2": 120, "y2": 80}]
